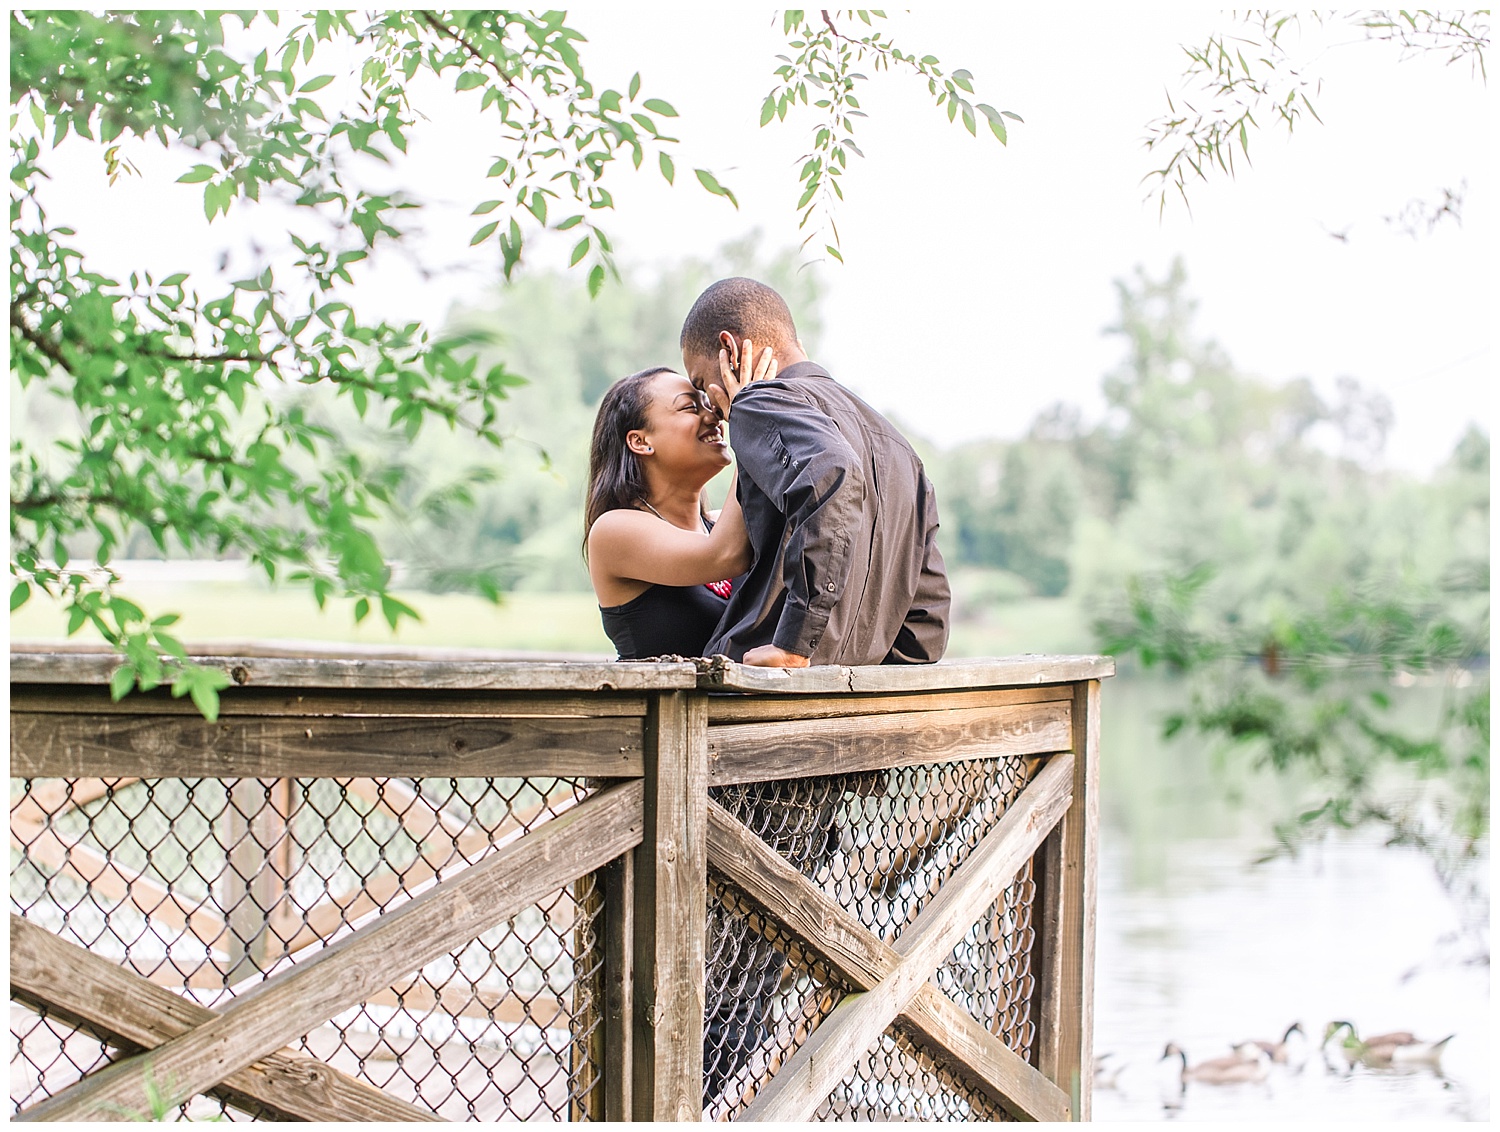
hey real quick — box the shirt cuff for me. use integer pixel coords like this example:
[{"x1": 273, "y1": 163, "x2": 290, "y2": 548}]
[{"x1": 772, "y1": 603, "x2": 829, "y2": 658}]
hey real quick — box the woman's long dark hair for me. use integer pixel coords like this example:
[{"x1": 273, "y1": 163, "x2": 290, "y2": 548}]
[{"x1": 583, "y1": 367, "x2": 673, "y2": 557}]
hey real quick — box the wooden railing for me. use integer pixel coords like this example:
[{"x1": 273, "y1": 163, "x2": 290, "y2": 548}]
[{"x1": 9, "y1": 647, "x2": 1110, "y2": 1122}]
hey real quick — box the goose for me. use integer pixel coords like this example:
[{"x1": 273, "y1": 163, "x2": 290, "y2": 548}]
[
  {"x1": 1233, "y1": 1021, "x2": 1309, "y2": 1069},
  {"x1": 1323, "y1": 1020, "x2": 1455, "y2": 1070},
  {"x1": 1160, "y1": 1041, "x2": 1271, "y2": 1087},
  {"x1": 1093, "y1": 1052, "x2": 1126, "y2": 1090}
]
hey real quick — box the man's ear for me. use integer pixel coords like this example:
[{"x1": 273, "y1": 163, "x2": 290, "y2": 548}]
[{"x1": 626, "y1": 429, "x2": 652, "y2": 456}]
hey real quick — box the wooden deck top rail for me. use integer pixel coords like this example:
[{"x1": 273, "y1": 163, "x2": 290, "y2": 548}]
[{"x1": 10, "y1": 647, "x2": 1110, "y2": 1123}]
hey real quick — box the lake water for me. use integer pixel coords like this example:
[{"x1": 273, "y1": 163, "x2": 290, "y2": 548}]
[{"x1": 1091, "y1": 677, "x2": 1490, "y2": 1122}]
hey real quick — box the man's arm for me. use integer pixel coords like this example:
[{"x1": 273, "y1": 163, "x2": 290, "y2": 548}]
[{"x1": 730, "y1": 383, "x2": 865, "y2": 660}]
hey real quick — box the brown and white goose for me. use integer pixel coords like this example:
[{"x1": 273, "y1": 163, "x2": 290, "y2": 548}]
[
  {"x1": 1160, "y1": 1041, "x2": 1271, "y2": 1087},
  {"x1": 1322, "y1": 1020, "x2": 1455, "y2": 1070}
]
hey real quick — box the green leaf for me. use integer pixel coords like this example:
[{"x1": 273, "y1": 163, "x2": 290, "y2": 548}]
[
  {"x1": 629, "y1": 72, "x2": 641, "y2": 100},
  {"x1": 456, "y1": 71, "x2": 486, "y2": 92},
  {"x1": 299, "y1": 74, "x2": 334, "y2": 92},
  {"x1": 759, "y1": 96, "x2": 777, "y2": 127},
  {"x1": 952, "y1": 69, "x2": 974, "y2": 93},
  {"x1": 110, "y1": 664, "x2": 137, "y2": 702},
  {"x1": 569, "y1": 235, "x2": 590, "y2": 266},
  {"x1": 160, "y1": 272, "x2": 190, "y2": 287},
  {"x1": 10, "y1": 581, "x2": 31, "y2": 612},
  {"x1": 587, "y1": 263, "x2": 605, "y2": 298},
  {"x1": 380, "y1": 594, "x2": 419, "y2": 630},
  {"x1": 178, "y1": 165, "x2": 216, "y2": 184},
  {"x1": 658, "y1": 151, "x2": 675, "y2": 184},
  {"x1": 354, "y1": 596, "x2": 370, "y2": 622},
  {"x1": 189, "y1": 676, "x2": 223, "y2": 722},
  {"x1": 471, "y1": 220, "x2": 499, "y2": 245},
  {"x1": 694, "y1": 169, "x2": 738, "y2": 208},
  {"x1": 643, "y1": 98, "x2": 678, "y2": 117}
]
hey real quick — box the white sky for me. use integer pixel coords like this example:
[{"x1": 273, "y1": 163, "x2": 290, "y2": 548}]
[{"x1": 31, "y1": 9, "x2": 1492, "y2": 471}]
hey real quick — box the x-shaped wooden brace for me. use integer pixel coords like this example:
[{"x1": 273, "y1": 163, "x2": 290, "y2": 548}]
[
  {"x1": 705, "y1": 754, "x2": 1076, "y2": 1123},
  {"x1": 12, "y1": 780, "x2": 644, "y2": 1123}
]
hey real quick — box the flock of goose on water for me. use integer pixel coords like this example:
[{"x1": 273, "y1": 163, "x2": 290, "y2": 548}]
[{"x1": 1095, "y1": 1020, "x2": 1455, "y2": 1102}]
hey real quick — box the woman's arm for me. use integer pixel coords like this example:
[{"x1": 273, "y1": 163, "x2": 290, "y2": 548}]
[{"x1": 588, "y1": 472, "x2": 750, "y2": 589}]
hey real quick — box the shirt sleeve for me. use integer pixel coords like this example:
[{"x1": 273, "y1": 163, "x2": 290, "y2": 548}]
[{"x1": 730, "y1": 383, "x2": 864, "y2": 657}]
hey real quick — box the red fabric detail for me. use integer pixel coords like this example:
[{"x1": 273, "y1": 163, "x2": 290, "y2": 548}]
[{"x1": 705, "y1": 578, "x2": 732, "y2": 599}]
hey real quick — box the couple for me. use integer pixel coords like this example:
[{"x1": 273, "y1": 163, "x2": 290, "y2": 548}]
[{"x1": 585, "y1": 276, "x2": 950, "y2": 669}]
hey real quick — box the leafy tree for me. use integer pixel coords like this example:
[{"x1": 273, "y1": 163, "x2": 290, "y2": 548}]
[
  {"x1": 1085, "y1": 265, "x2": 1489, "y2": 943},
  {"x1": 1145, "y1": 9, "x2": 1488, "y2": 219},
  {"x1": 8, "y1": 9, "x2": 1001, "y2": 715}
]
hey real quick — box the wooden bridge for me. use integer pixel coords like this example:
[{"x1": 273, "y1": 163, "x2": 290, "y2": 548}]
[{"x1": 9, "y1": 647, "x2": 1108, "y2": 1121}]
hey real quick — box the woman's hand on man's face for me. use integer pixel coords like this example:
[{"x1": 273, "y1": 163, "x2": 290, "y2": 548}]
[{"x1": 706, "y1": 332, "x2": 778, "y2": 420}]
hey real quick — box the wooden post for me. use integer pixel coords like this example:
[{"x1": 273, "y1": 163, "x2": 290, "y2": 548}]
[
  {"x1": 1033, "y1": 679, "x2": 1100, "y2": 1119},
  {"x1": 223, "y1": 778, "x2": 284, "y2": 985},
  {"x1": 600, "y1": 853, "x2": 635, "y2": 1121},
  {"x1": 630, "y1": 690, "x2": 707, "y2": 1120}
]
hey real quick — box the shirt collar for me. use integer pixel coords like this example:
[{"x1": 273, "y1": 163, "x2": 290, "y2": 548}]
[{"x1": 776, "y1": 360, "x2": 830, "y2": 381}]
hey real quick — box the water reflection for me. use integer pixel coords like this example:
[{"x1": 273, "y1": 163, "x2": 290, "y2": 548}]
[{"x1": 1092, "y1": 676, "x2": 1490, "y2": 1122}]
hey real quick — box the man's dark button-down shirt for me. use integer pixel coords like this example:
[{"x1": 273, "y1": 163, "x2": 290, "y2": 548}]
[{"x1": 704, "y1": 361, "x2": 950, "y2": 666}]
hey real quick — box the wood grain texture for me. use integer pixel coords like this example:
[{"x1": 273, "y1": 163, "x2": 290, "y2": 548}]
[
  {"x1": 18, "y1": 780, "x2": 644, "y2": 1123},
  {"x1": 9, "y1": 915, "x2": 441, "y2": 1122},
  {"x1": 707, "y1": 702, "x2": 1071, "y2": 785},
  {"x1": 11, "y1": 712, "x2": 644, "y2": 779},
  {"x1": 630, "y1": 692, "x2": 707, "y2": 1121},
  {"x1": 740, "y1": 755, "x2": 1075, "y2": 1123},
  {"x1": 10, "y1": 651, "x2": 696, "y2": 692},
  {"x1": 599, "y1": 854, "x2": 635, "y2": 1122},
  {"x1": 705, "y1": 799, "x2": 1069, "y2": 1121},
  {"x1": 704, "y1": 684, "x2": 1071, "y2": 724},
  {"x1": 695, "y1": 655, "x2": 1115, "y2": 695},
  {"x1": 13, "y1": 685, "x2": 649, "y2": 718}
]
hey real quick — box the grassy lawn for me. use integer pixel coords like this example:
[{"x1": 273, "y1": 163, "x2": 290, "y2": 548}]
[
  {"x1": 11, "y1": 584, "x2": 617, "y2": 656},
  {"x1": 12, "y1": 583, "x2": 1096, "y2": 658}
]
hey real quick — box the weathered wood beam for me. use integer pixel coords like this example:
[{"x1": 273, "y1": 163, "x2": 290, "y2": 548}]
[
  {"x1": 704, "y1": 762, "x2": 1073, "y2": 1122},
  {"x1": 9, "y1": 915, "x2": 442, "y2": 1122},
  {"x1": 11, "y1": 713, "x2": 644, "y2": 779},
  {"x1": 696, "y1": 655, "x2": 1115, "y2": 694},
  {"x1": 599, "y1": 853, "x2": 635, "y2": 1122},
  {"x1": 736, "y1": 755, "x2": 1075, "y2": 1123},
  {"x1": 17, "y1": 780, "x2": 644, "y2": 1123},
  {"x1": 707, "y1": 702, "x2": 1071, "y2": 785},
  {"x1": 630, "y1": 692, "x2": 707, "y2": 1121},
  {"x1": 12, "y1": 685, "x2": 650, "y2": 719},
  {"x1": 1035, "y1": 679, "x2": 1101, "y2": 1117},
  {"x1": 10, "y1": 652, "x2": 698, "y2": 693},
  {"x1": 705, "y1": 684, "x2": 1071, "y2": 724}
]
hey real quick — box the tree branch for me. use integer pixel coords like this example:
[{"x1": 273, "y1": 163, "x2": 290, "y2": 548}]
[{"x1": 417, "y1": 10, "x2": 539, "y2": 112}]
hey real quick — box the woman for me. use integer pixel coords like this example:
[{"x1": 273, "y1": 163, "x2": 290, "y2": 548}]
[{"x1": 585, "y1": 343, "x2": 776, "y2": 660}]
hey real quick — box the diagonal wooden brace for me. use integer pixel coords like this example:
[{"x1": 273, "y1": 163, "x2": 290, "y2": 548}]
[
  {"x1": 18, "y1": 779, "x2": 644, "y2": 1123},
  {"x1": 707, "y1": 754, "x2": 1074, "y2": 1123},
  {"x1": 9, "y1": 915, "x2": 441, "y2": 1121}
]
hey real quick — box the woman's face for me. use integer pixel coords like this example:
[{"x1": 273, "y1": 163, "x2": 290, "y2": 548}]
[{"x1": 638, "y1": 372, "x2": 730, "y2": 473}]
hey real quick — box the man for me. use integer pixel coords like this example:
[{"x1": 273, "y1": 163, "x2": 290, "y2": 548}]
[
  {"x1": 680, "y1": 276, "x2": 951, "y2": 669},
  {"x1": 680, "y1": 277, "x2": 951, "y2": 1106}
]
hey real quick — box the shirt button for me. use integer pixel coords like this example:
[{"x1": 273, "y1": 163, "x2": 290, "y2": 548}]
[{"x1": 826, "y1": 582, "x2": 836, "y2": 591}]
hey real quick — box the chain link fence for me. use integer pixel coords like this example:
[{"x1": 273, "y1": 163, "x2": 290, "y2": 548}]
[
  {"x1": 11, "y1": 774, "x2": 604, "y2": 1121},
  {"x1": 704, "y1": 755, "x2": 1039, "y2": 1121}
]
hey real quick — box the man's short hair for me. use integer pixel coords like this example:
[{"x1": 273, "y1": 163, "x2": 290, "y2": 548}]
[{"x1": 680, "y1": 277, "x2": 799, "y2": 361}]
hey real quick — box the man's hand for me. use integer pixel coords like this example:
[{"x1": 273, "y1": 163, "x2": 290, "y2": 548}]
[
  {"x1": 741, "y1": 644, "x2": 811, "y2": 668},
  {"x1": 706, "y1": 331, "x2": 778, "y2": 421}
]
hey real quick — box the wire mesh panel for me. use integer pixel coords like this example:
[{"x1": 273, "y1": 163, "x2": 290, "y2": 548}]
[
  {"x1": 10, "y1": 774, "x2": 606, "y2": 1121},
  {"x1": 704, "y1": 755, "x2": 1039, "y2": 1121}
]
